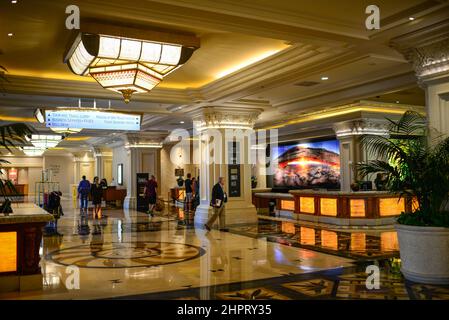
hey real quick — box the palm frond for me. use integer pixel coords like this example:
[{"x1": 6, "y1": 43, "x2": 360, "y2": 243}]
[{"x1": 0, "y1": 123, "x2": 34, "y2": 150}]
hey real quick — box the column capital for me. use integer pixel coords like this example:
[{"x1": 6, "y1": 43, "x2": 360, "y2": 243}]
[
  {"x1": 333, "y1": 118, "x2": 389, "y2": 139},
  {"x1": 189, "y1": 106, "x2": 262, "y2": 131},
  {"x1": 122, "y1": 132, "x2": 167, "y2": 149},
  {"x1": 390, "y1": 20, "x2": 449, "y2": 85}
]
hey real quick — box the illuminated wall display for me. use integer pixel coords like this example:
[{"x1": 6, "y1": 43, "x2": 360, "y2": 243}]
[
  {"x1": 0, "y1": 232, "x2": 17, "y2": 273},
  {"x1": 45, "y1": 109, "x2": 141, "y2": 131},
  {"x1": 379, "y1": 198, "x2": 405, "y2": 216},
  {"x1": 117, "y1": 163, "x2": 123, "y2": 186},
  {"x1": 280, "y1": 200, "x2": 295, "y2": 211},
  {"x1": 320, "y1": 198, "x2": 337, "y2": 216},
  {"x1": 350, "y1": 199, "x2": 366, "y2": 217},
  {"x1": 300, "y1": 197, "x2": 315, "y2": 214}
]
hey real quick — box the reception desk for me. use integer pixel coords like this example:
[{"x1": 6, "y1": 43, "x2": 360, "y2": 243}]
[
  {"x1": 0, "y1": 203, "x2": 53, "y2": 292},
  {"x1": 253, "y1": 190, "x2": 413, "y2": 226}
]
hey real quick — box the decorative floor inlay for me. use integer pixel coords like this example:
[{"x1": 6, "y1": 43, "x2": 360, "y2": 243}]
[
  {"x1": 336, "y1": 272, "x2": 409, "y2": 300},
  {"x1": 46, "y1": 241, "x2": 205, "y2": 268},
  {"x1": 411, "y1": 284, "x2": 449, "y2": 300},
  {"x1": 282, "y1": 278, "x2": 334, "y2": 297},
  {"x1": 216, "y1": 288, "x2": 290, "y2": 300}
]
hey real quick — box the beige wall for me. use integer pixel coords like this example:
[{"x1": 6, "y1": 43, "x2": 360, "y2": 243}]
[
  {"x1": 0, "y1": 156, "x2": 43, "y2": 195},
  {"x1": 43, "y1": 155, "x2": 75, "y2": 195},
  {"x1": 112, "y1": 146, "x2": 128, "y2": 188},
  {"x1": 160, "y1": 143, "x2": 198, "y2": 200}
]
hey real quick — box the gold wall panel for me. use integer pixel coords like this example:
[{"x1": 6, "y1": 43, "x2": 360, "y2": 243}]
[
  {"x1": 320, "y1": 198, "x2": 337, "y2": 216},
  {"x1": 411, "y1": 197, "x2": 419, "y2": 213},
  {"x1": 321, "y1": 230, "x2": 338, "y2": 250},
  {"x1": 280, "y1": 200, "x2": 295, "y2": 211},
  {"x1": 379, "y1": 198, "x2": 404, "y2": 216},
  {"x1": 350, "y1": 199, "x2": 366, "y2": 217},
  {"x1": 0, "y1": 232, "x2": 17, "y2": 273},
  {"x1": 300, "y1": 197, "x2": 315, "y2": 214},
  {"x1": 300, "y1": 227, "x2": 315, "y2": 245}
]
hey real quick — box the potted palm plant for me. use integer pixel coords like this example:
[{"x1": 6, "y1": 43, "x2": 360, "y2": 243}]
[{"x1": 358, "y1": 111, "x2": 449, "y2": 284}]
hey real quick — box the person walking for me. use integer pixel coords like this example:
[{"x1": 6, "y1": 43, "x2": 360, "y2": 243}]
[
  {"x1": 191, "y1": 177, "x2": 199, "y2": 211},
  {"x1": 204, "y1": 177, "x2": 228, "y2": 232},
  {"x1": 144, "y1": 175, "x2": 158, "y2": 216},
  {"x1": 77, "y1": 175, "x2": 91, "y2": 215},
  {"x1": 91, "y1": 176, "x2": 103, "y2": 219},
  {"x1": 184, "y1": 173, "x2": 193, "y2": 213}
]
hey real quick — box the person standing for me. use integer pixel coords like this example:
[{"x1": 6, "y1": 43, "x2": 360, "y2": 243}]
[
  {"x1": 77, "y1": 175, "x2": 91, "y2": 214},
  {"x1": 184, "y1": 173, "x2": 193, "y2": 213},
  {"x1": 205, "y1": 177, "x2": 228, "y2": 232},
  {"x1": 144, "y1": 175, "x2": 158, "y2": 216},
  {"x1": 91, "y1": 176, "x2": 103, "y2": 219}
]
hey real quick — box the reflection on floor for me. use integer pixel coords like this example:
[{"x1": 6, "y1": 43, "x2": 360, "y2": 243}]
[
  {"x1": 112, "y1": 262, "x2": 449, "y2": 300},
  {"x1": 1, "y1": 201, "x2": 448, "y2": 300},
  {"x1": 227, "y1": 219, "x2": 399, "y2": 260}
]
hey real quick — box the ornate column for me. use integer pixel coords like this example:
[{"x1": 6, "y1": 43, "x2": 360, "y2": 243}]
[
  {"x1": 93, "y1": 147, "x2": 112, "y2": 180},
  {"x1": 391, "y1": 20, "x2": 449, "y2": 141},
  {"x1": 190, "y1": 106, "x2": 262, "y2": 227},
  {"x1": 334, "y1": 119, "x2": 388, "y2": 191},
  {"x1": 120, "y1": 133, "x2": 164, "y2": 210}
]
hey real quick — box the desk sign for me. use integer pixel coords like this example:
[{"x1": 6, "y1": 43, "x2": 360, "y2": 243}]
[{"x1": 45, "y1": 109, "x2": 141, "y2": 131}]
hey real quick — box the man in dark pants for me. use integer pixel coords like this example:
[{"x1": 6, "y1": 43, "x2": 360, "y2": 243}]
[
  {"x1": 205, "y1": 177, "x2": 228, "y2": 232},
  {"x1": 184, "y1": 173, "x2": 192, "y2": 212}
]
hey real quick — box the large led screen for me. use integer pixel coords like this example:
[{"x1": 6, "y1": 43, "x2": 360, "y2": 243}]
[{"x1": 272, "y1": 139, "x2": 340, "y2": 189}]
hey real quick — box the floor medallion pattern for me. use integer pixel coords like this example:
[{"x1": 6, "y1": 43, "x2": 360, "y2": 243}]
[{"x1": 45, "y1": 241, "x2": 205, "y2": 268}]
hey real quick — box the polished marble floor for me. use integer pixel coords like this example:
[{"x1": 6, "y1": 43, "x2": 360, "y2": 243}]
[{"x1": 1, "y1": 200, "x2": 448, "y2": 300}]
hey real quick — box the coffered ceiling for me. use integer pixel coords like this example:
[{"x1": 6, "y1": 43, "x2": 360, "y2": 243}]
[{"x1": 1, "y1": 0, "x2": 448, "y2": 153}]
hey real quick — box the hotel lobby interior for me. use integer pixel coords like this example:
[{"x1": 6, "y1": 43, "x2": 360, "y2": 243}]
[{"x1": 1, "y1": 0, "x2": 449, "y2": 303}]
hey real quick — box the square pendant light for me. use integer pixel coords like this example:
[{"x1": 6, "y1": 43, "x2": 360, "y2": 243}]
[
  {"x1": 29, "y1": 134, "x2": 63, "y2": 149},
  {"x1": 21, "y1": 147, "x2": 46, "y2": 156},
  {"x1": 64, "y1": 25, "x2": 199, "y2": 103}
]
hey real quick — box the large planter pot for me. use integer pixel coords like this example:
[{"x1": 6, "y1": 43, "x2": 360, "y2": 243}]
[{"x1": 395, "y1": 223, "x2": 449, "y2": 284}]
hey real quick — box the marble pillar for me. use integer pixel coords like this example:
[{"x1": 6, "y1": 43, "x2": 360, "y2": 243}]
[{"x1": 191, "y1": 107, "x2": 262, "y2": 227}]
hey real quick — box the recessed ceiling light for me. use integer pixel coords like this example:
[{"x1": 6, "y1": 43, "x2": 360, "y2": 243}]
[
  {"x1": 396, "y1": 101, "x2": 400, "y2": 104},
  {"x1": 321, "y1": 76, "x2": 329, "y2": 81},
  {"x1": 180, "y1": 121, "x2": 185, "y2": 124},
  {"x1": 11, "y1": 0, "x2": 17, "y2": 3},
  {"x1": 7, "y1": 33, "x2": 13, "y2": 37},
  {"x1": 409, "y1": 17, "x2": 415, "y2": 21}
]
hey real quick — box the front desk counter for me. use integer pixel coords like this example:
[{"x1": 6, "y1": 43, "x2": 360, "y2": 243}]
[
  {"x1": 0, "y1": 203, "x2": 53, "y2": 293},
  {"x1": 252, "y1": 189, "x2": 413, "y2": 226}
]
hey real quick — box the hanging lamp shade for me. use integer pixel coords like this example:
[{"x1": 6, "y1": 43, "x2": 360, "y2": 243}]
[
  {"x1": 29, "y1": 134, "x2": 63, "y2": 149},
  {"x1": 64, "y1": 30, "x2": 198, "y2": 103},
  {"x1": 50, "y1": 127, "x2": 83, "y2": 134},
  {"x1": 21, "y1": 147, "x2": 46, "y2": 156}
]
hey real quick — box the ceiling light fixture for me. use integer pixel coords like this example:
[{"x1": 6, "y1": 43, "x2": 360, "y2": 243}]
[
  {"x1": 321, "y1": 76, "x2": 329, "y2": 81},
  {"x1": 7, "y1": 33, "x2": 13, "y2": 37},
  {"x1": 21, "y1": 147, "x2": 45, "y2": 156},
  {"x1": 34, "y1": 108, "x2": 45, "y2": 123},
  {"x1": 11, "y1": 0, "x2": 18, "y2": 3},
  {"x1": 409, "y1": 17, "x2": 415, "y2": 21},
  {"x1": 50, "y1": 127, "x2": 83, "y2": 134},
  {"x1": 29, "y1": 134, "x2": 63, "y2": 149},
  {"x1": 64, "y1": 27, "x2": 199, "y2": 103},
  {"x1": 180, "y1": 121, "x2": 185, "y2": 124}
]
